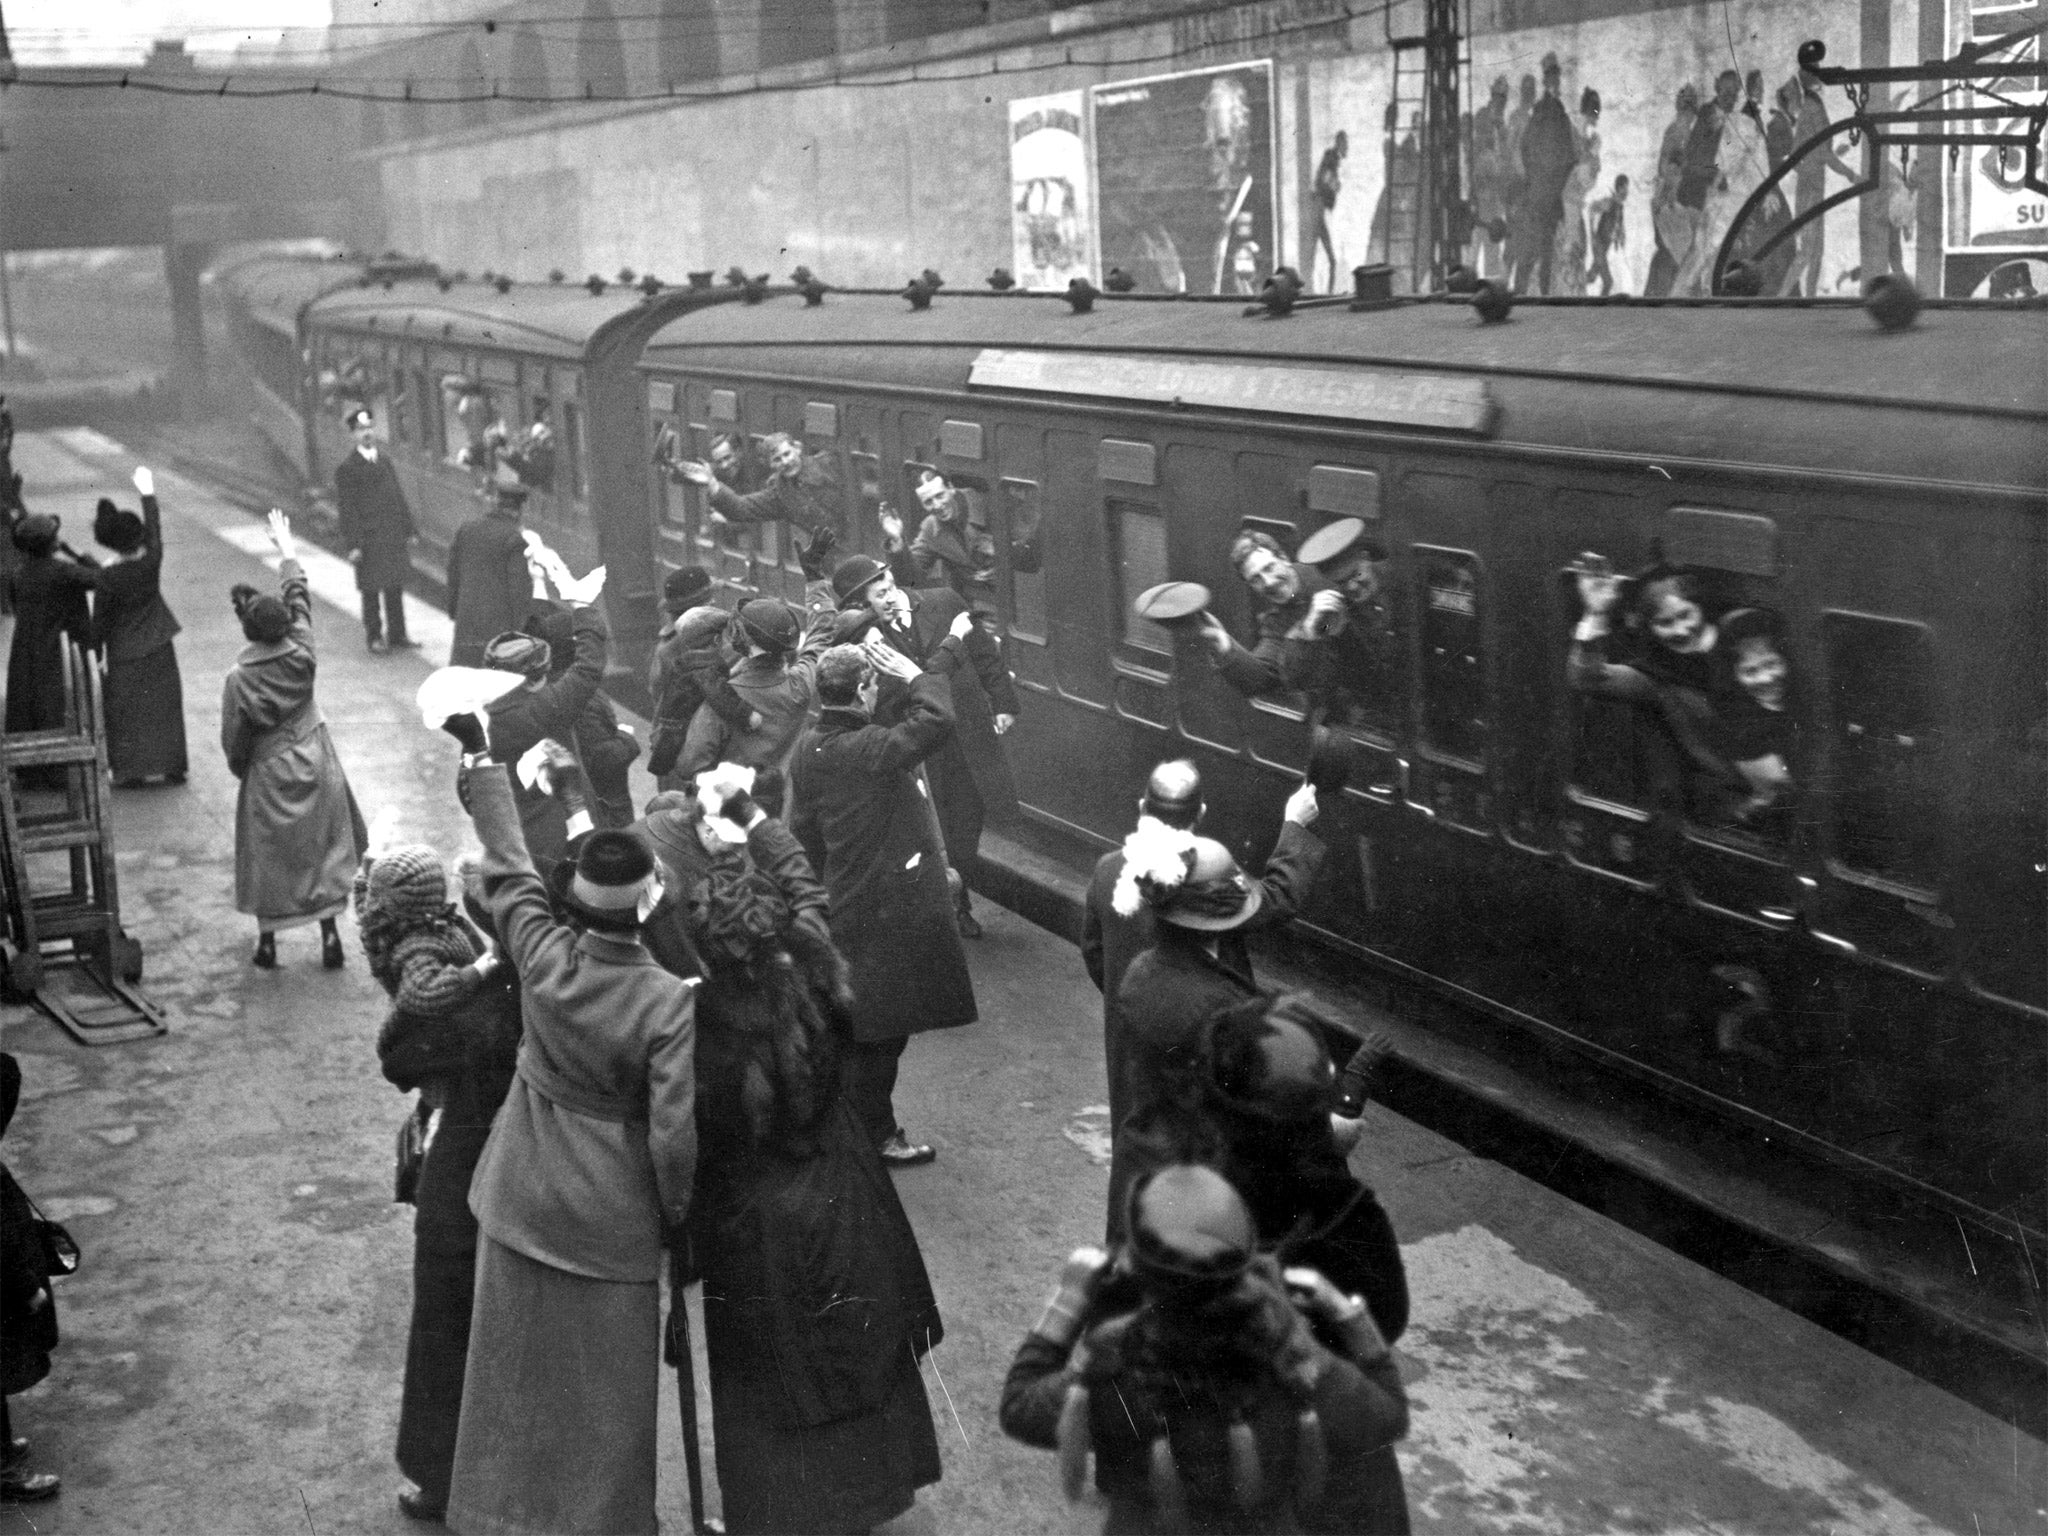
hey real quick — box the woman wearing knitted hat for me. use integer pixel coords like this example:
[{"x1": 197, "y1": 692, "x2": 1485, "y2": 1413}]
[
  {"x1": 220, "y1": 512, "x2": 367, "y2": 970},
  {"x1": 644, "y1": 764, "x2": 946, "y2": 1534},
  {"x1": 91, "y1": 467, "x2": 188, "y2": 787},
  {"x1": 354, "y1": 837, "x2": 521, "y2": 1524},
  {"x1": 1001, "y1": 1164, "x2": 1411, "y2": 1533}
]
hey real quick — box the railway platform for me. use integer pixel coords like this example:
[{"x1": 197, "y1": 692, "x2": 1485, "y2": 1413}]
[{"x1": 0, "y1": 424, "x2": 2041, "y2": 1535}]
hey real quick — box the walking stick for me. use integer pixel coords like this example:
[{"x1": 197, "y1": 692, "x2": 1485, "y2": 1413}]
[{"x1": 665, "y1": 1242, "x2": 721, "y2": 1534}]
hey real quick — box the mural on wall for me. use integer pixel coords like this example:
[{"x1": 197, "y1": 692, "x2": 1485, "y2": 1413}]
[
  {"x1": 1092, "y1": 61, "x2": 1277, "y2": 295},
  {"x1": 1316, "y1": 2, "x2": 1877, "y2": 297},
  {"x1": 1942, "y1": 0, "x2": 2048, "y2": 295},
  {"x1": 1008, "y1": 90, "x2": 1097, "y2": 290}
]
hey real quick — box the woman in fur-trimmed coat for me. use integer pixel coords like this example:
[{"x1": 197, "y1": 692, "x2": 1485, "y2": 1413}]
[{"x1": 641, "y1": 771, "x2": 944, "y2": 1535}]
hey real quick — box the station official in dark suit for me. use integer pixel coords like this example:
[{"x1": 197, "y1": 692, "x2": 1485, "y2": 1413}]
[
  {"x1": 334, "y1": 407, "x2": 417, "y2": 653},
  {"x1": 829, "y1": 551, "x2": 1020, "y2": 938},
  {"x1": 1082, "y1": 759, "x2": 1324, "y2": 1244}
]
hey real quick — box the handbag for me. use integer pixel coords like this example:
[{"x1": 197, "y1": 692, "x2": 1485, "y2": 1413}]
[
  {"x1": 394, "y1": 1101, "x2": 428, "y2": 1205},
  {"x1": 23, "y1": 1192, "x2": 79, "y2": 1278}
]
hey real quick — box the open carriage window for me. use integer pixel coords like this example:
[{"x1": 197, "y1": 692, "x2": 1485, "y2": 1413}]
[
  {"x1": 1823, "y1": 612, "x2": 1941, "y2": 890},
  {"x1": 1001, "y1": 479, "x2": 1046, "y2": 642}
]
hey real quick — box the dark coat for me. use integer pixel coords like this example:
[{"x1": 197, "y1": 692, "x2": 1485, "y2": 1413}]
[
  {"x1": 93, "y1": 494, "x2": 188, "y2": 783},
  {"x1": 1083, "y1": 819, "x2": 1325, "y2": 1237},
  {"x1": 0, "y1": 1054, "x2": 58, "y2": 1397},
  {"x1": 446, "y1": 509, "x2": 533, "y2": 668},
  {"x1": 835, "y1": 582, "x2": 1021, "y2": 832},
  {"x1": 335, "y1": 448, "x2": 417, "y2": 592},
  {"x1": 790, "y1": 665, "x2": 977, "y2": 1043},
  {"x1": 1106, "y1": 929, "x2": 1262, "y2": 1241},
  {"x1": 1001, "y1": 1322, "x2": 1409, "y2": 1535},
  {"x1": 483, "y1": 604, "x2": 607, "y2": 875},
  {"x1": 646, "y1": 609, "x2": 754, "y2": 788},
  {"x1": 4, "y1": 549, "x2": 97, "y2": 737}
]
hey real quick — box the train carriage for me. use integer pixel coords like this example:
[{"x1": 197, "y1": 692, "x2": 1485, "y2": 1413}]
[
  {"x1": 215, "y1": 253, "x2": 372, "y2": 478},
  {"x1": 636, "y1": 289, "x2": 2047, "y2": 1260},
  {"x1": 296, "y1": 276, "x2": 737, "y2": 677}
]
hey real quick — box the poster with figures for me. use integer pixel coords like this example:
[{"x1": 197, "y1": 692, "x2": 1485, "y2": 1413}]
[
  {"x1": 1943, "y1": 0, "x2": 2048, "y2": 296},
  {"x1": 1008, "y1": 91, "x2": 1097, "y2": 291},
  {"x1": 1309, "y1": 2, "x2": 1880, "y2": 298},
  {"x1": 1091, "y1": 61, "x2": 1277, "y2": 296}
]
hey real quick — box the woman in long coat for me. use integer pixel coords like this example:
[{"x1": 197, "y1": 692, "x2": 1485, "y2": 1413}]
[
  {"x1": 90, "y1": 467, "x2": 188, "y2": 786},
  {"x1": 4, "y1": 513, "x2": 99, "y2": 787},
  {"x1": 644, "y1": 773, "x2": 944, "y2": 1534},
  {"x1": 357, "y1": 846, "x2": 521, "y2": 1522},
  {"x1": 219, "y1": 512, "x2": 366, "y2": 970}
]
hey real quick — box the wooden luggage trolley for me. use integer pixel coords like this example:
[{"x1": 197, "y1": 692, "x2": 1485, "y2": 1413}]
[{"x1": 0, "y1": 636, "x2": 167, "y2": 1044}]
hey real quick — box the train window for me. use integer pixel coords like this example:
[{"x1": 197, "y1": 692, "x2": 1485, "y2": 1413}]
[
  {"x1": 561, "y1": 400, "x2": 587, "y2": 501},
  {"x1": 850, "y1": 443, "x2": 884, "y2": 552},
  {"x1": 899, "y1": 461, "x2": 998, "y2": 615},
  {"x1": 505, "y1": 380, "x2": 557, "y2": 494},
  {"x1": 1416, "y1": 548, "x2": 1487, "y2": 765},
  {"x1": 1111, "y1": 499, "x2": 1172, "y2": 662},
  {"x1": 1966, "y1": 629, "x2": 2046, "y2": 1009},
  {"x1": 440, "y1": 375, "x2": 498, "y2": 469},
  {"x1": 413, "y1": 368, "x2": 437, "y2": 451},
  {"x1": 1823, "y1": 612, "x2": 1942, "y2": 891},
  {"x1": 1001, "y1": 479, "x2": 1047, "y2": 643}
]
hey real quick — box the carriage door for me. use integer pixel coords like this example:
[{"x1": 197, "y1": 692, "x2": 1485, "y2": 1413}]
[{"x1": 1400, "y1": 471, "x2": 1493, "y2": 836}]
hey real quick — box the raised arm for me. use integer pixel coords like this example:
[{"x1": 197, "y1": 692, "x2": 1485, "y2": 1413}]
[
  {"x1": 529, "y1": 601, "x2": 609, "y2": 739},
  {"x1": 460, "y1": 758, "x2": 573, "y2": 981}
]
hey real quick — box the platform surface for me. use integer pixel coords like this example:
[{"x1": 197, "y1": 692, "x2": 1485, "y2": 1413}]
[{"x1": 0, "y1": 426, "x2": 2042, "y2": 1535}]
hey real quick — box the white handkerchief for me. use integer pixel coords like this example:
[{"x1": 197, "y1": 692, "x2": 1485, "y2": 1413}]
[
  {"x1": 416, "y1": 667, "x2": 524, "y2": 729},
  {"x1": 516, "y1": 739, "x2": 554, "y2": 792}
]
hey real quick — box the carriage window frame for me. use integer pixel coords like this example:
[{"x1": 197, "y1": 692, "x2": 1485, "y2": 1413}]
[
  {"x1": 1000, "y1": 478, "x2": 1048, "y2": 646},
  {"x1": 1108, "y1": 496, "x2": 1173, "y2": 671},
  {"x1": 1820, "y1": 610, "x2": 1944, "y2": 899},
  {"x1": 1413, "y1": 545, "x2": 1490, "y2": 771},
  {"x1": 1228, "y1": 515, "x2": 1310, "y2": 720}
]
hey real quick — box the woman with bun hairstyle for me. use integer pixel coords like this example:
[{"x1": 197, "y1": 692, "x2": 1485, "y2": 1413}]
[
  {"x1": 220, "y1": 512, "x2": 367, "y2": 970},
  {"x1": 1001, "y1": 1163, "x2": 1410, "y2": 1534},
  {"x1": 90, "y1": 467, "x2": 188, "y2": 787}
]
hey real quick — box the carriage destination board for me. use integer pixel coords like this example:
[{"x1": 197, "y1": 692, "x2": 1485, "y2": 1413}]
[{"x1": 967, "y1": 349, "x2": 1497, "y2": 435}]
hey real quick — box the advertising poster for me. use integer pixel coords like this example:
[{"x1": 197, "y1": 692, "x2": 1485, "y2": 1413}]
[
  {"x1": 1008, "y1": 90, "x2": 1097, "y2": 290},
  {"x1": 1092, "y1": 61, "x2": 1277, "y2": 296},
  {"x1": 1944, "y1": 0, "x2": 2048, "y2": 295}
]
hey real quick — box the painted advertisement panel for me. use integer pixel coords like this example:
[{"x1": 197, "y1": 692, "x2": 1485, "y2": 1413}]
[
  {"x1": 1092, "y1": 61, "x2": 1277, "y2": 296},
  {"x1": 1942, "y1": 0, "x2": 2048, "y2": 295},
  {"x1": 1008, "y1": 90, "x2": 1097, "y2": 291},
  {"x1": 1312, "y1": 2, "x2": 1876, "y2": 298}
]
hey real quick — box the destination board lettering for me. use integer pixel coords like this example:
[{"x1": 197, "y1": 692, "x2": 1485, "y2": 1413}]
[{"x1": 969, "y1": 349, "x2": 1496, "y2": 436}]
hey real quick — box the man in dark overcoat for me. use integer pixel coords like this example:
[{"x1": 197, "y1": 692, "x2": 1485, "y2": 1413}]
[
  {"x1": 676, "y1": 432, "x2": 845, "y2": 581},
  {"x1": 1081, "y1": 759, "x2": 1324, "y2": 1243},
  {"x1": 790, "y1": 625, "x2": 979, "y2": 1166},
  {"x1": 830, "y1": 553, "x2": 1020, "y2": 938},
  {"x1": 334, "y1": 407, "x2": 418, "y2": 654},
  {"x1": 446, "y1": 477, "x2": 534, "y2": 668}
]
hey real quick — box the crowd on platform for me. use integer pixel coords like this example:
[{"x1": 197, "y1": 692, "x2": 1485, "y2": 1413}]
[{"x1": 0, "y1": 409, "x2": 1419, "y2": 1533}]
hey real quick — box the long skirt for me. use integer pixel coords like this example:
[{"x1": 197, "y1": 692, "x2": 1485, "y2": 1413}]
[
  {"x1": 233, "y1": 722, "x2": 366, "y2": 928},
  {"x1": 105, "y1": 642, "x2": 188, "y2": 783},
  {"x1": 397, "y1": 1237, "x2": 475, "y2": 1508},
  {"x1": 446, "y1": 1238, "x2": 659, "y2": 1536}
]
